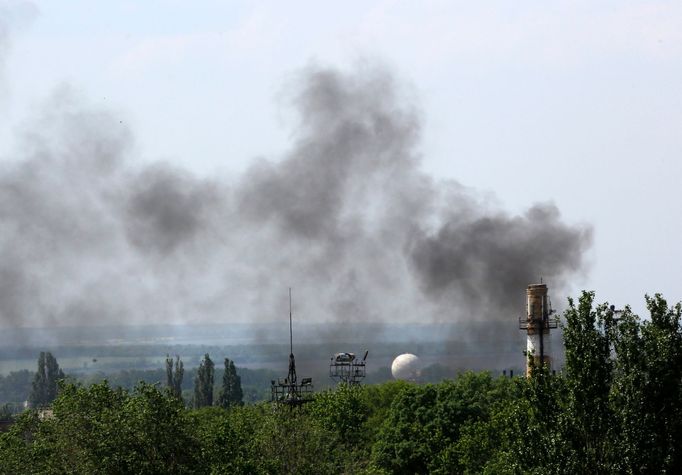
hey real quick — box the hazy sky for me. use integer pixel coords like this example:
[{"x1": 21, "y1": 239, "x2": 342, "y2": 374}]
[{"x1": 1, "y1": 0, "x2": 681, "y2": 320}]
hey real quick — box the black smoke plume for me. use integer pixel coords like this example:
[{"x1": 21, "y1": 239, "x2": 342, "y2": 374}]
[{"x1": 0, "y1": 61, "x2": 592, "y2": 335}]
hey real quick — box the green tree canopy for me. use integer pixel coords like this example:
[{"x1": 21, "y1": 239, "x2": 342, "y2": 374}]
[
  {"x1": 218, "y1": 358, "x2": 244, "y2": 409},
  {"x1": 194, "y1": 354, "x2": 214, "y2": 408},
  {"x1": 0, "y1": 381, "x2": 198, "y2": 474},
  {"x1": 0, "y1": 291, "x2": 680, "y2": 474},
  {"x1": 165, "y1": 354, "x2": 184, "y2": 400},
  {"x1": 28, "y1": 352, "x2": 64, "y2": 408}
]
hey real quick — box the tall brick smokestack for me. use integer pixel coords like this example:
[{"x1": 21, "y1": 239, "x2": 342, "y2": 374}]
[{"x1": 520, "y1": 283, "x2": 557, "y2": 376}]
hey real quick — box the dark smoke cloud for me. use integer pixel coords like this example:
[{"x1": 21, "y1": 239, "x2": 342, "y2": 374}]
[
  {"x1": 125, "y1": 166, "x2": 221, "y2": 254},
  {"x1": 409, "y1": 203, "x2": 591, "y2": 320},
  {"x1": 0, "y1": 60, "x2": 592, "y2": 336}
]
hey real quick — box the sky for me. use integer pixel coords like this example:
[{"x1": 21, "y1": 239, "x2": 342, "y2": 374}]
[{"x1": 1, "y1": 0, "x2": 681, "y2": 325}]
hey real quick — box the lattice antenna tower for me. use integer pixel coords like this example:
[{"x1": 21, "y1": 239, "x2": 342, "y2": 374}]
[
  {"x1": 270, "y1": 288, "x2": 313, "y2": 405},
  {"x1": 329, "y1": 350, "x2": 368, "y2": 385}
]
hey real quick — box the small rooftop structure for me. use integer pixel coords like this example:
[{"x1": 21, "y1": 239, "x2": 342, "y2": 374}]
[{"x1": 329, "y1": 351, "x2": 368, "y2": 385}]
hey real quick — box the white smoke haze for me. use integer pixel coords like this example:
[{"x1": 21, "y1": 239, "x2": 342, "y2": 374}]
[
  {"x1": 0, "y1": 58, "x2": 592, "y2": 335},
  {"x1": 0, "y1": 1, "x2": 38, "y2": 108}
]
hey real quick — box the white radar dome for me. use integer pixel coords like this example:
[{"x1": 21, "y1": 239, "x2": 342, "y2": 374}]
[{"x1": 391, "y1": 353, "x2": 421, "y2": 380}]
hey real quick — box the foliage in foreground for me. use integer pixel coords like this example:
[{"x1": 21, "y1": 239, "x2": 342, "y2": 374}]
[
  {"x1": 28, "y1": 352, "x2": 64, "y2": 408},
  {"x1": 0, "y1": 292, "x2": 680, "y2": 474}
]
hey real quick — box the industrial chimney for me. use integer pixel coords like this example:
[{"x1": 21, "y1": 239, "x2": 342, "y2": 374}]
[{"x1": 519, "y1": 283, "x2": 557, "y2": 376}]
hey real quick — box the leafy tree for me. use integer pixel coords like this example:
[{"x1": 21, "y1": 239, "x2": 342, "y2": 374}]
[
  {"x1": 218, "y1": 358, "x2": 243, "y2": 408},
  {"x1": 28, "y1": 352, "x2": 65, "y2": 408},
  {"x1": 190, "y1": 405, "x2": 267, "y2": 474},
  {"x1": 252, "y1": 405, "x2": 343, "y2": 474},
  {"x1": 515, "y1": 364, "x2": 571, "y2": 474},
  {"x1": 0, "y1": 381, "x2": 198, "y2": 474},
  {"x1": 360, "y1": 379, "x2": 411, "y2": 442},
  {"x1": 560, "y1": 292, "x2": 615, "y2": 472},
  {"x1": 165, "y1": 354, "x2": 184, "y2": 399},
  {"x1": 309, "y1": 383, "x2": 368, "y2": 442},
  {"x1": 454, "y1": 395, "x2": 527, "y2": 475},
  {"x1": 0, "y1": 291, "x2": 680, "y2": 474},
  {"x1": 610, "y1": 294, "x2": 682, "y2": 473},
  {"x1": 371, "y1": 372, "x2": 512, "y2": 474},
  {"x1": 194, "y1": 354, "x2": 214, "y2": 408}
]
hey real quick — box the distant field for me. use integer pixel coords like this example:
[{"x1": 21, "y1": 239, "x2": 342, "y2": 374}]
[
  {"x1": 0, "y1": 324, "x2": 545, "y2": 376},
  {"x1": 0, "y1": 334, "x2": 538, "y2": 407},
  {"x1": 0, "y1": 347, "x2": 532, "y2": 377},
  {"x1": 0, "y1": 356, "x2": 170, "y2": 375}
]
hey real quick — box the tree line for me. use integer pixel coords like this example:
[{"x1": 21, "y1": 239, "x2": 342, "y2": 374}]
[
  {"x1": 0, "y1": 291, "x2": 680, "y2": 473},
  {"x1": 188, "y1": 354, "x2": 244, "y2": 409},
  {"x1": 22, "y1": 352, "x2": 244, "y2": 410}
]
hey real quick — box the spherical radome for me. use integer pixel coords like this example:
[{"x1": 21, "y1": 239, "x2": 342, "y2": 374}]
[{"x1": 391, "y1": 353, "x2": 421, "y2": 380}]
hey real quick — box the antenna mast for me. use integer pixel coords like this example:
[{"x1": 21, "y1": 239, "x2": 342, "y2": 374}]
[{"x1": 271, "y1": 287, "x2": 314, "y2": 406}]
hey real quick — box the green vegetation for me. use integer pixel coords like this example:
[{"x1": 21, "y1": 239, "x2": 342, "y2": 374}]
[
  {"x1": 194, "y1": 354, "x2": 214, "y2": 408},
  {"x1": 0, "y1": 291, "x2": 680, "y2": 473},
  {"x1": 218, "y1": 358, "x2": 243, "y2": 408},
  {"x1": 28, "y1": 352, "x2": 64, "y2": 408},
  {"x1": 0, "y1": 365, "x2": 280, "y2": 409},
  {"x1": 165, "y1": 355, "x2": 184, "y2": 399}
]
